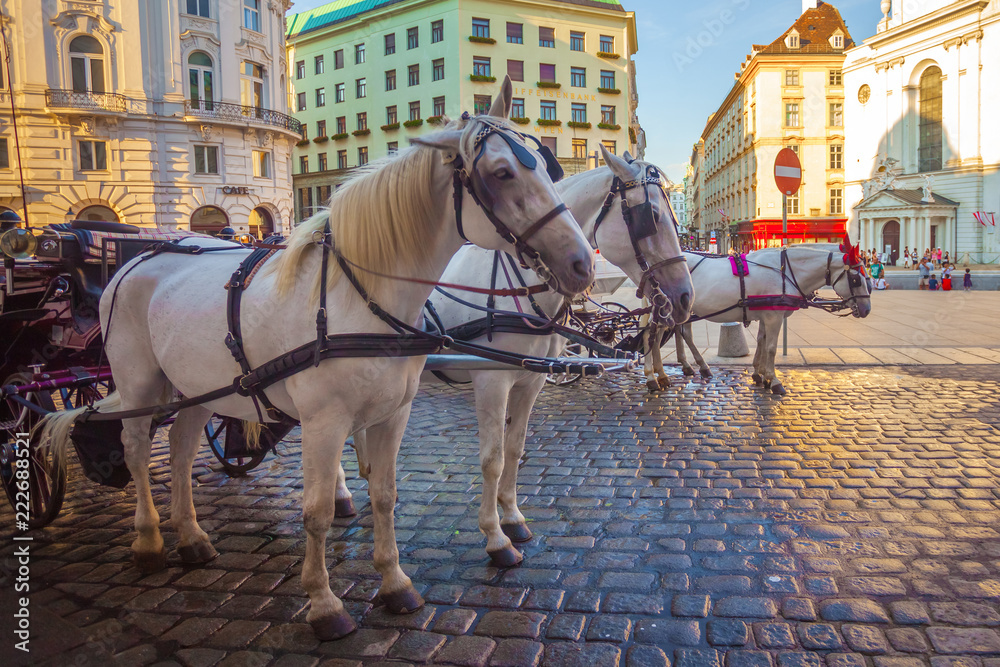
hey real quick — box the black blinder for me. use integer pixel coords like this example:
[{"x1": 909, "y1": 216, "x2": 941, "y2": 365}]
[
  {"x1": 628, "y1": 180, "x2": 657, "y2": 241},
  {"x1": 494, "y1": 131, "x2": 539, "y2": 171},
  {"x1": 537, "y1": 144, "x2": 564, "y2": 182}
]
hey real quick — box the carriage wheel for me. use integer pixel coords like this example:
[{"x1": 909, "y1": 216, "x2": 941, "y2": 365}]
[
  {"x1": 592, "y1": 301, "x2": 640, "y2": 348},
  {"x1": 0, "y1": 374, "x2": 65, "y2": 529},
  {"x1": 58, "y1": 378, "x2": 113, "y2": 411},
  {"x1": 204, "y1": 416, "x2": 268, "y2": 476},
  {"x1": 545, "y1": 342, "x2": 589, "y2": 386}
]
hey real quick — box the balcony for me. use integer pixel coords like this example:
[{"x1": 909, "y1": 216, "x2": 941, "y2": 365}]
[
  {"x1": 46, "y1": 89, "x2": 127, "y2": 113},
  {"x1": 185, "y1": 100, "x2": 303, "y2": 135}
]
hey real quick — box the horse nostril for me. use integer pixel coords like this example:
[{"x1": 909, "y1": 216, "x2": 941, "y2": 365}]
[
  {"x1": 572, "y1": 258, "x2": 592, "y2": 280},
  {"x1": 680, "y1": 291, "x2": 692, "y2": 312}
]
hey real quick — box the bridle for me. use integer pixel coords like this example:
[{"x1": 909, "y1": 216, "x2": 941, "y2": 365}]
[
  {"x1": 592, "y1": 163, "x2": 687, "y2": 325},
  {"x1": 824, "y1": 251, "x2": 870, "y2": 314},
  {"x1": 452, "y1": 117, "x2": 569, "y2": 291}
]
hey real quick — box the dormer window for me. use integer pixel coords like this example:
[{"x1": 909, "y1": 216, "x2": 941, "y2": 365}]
[
  {"x1": 786, "y1": 30, "x2": 800, "y2": 49},
  {"x1": 830, "y1": 30, "x2": 845, "y2": 49}
]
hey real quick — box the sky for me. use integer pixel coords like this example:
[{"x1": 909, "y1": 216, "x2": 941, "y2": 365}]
[{"x1": 287, "y1": 0, "x2": 888, "y2": 183}]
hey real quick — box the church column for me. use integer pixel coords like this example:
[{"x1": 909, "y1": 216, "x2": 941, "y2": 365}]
[{"x1": 902, "y1": 216, "x2": 911, "y2": 255}]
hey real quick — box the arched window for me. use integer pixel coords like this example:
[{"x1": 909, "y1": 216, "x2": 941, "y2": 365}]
[
  {"x1": 188, "y1": 52, "x2": 214, "y2": 111},
  {"x1": 70, "y1": 35, "x2": 105, "y2": 93},
  {"x1": 918, "y1": 66, "x2": 942, "y2": 173}
]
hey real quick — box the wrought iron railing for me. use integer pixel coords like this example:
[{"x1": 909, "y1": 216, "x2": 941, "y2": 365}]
[
  {"x1": 185, "y1": 99, "x2": 303, "y2": 134},
  {"x1": 46, "y1": 89, "x2": 128, "y2": 113}
]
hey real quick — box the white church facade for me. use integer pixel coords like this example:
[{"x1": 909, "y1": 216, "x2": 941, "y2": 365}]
[{"x1": 843, "y1": 0, "x2": 999, "y2": 264}]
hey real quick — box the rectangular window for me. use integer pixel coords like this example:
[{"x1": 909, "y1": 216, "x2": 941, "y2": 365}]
[
  {"x1": 336, "y1": 116, "x2": 346, "y2": 134},
  {"x1": 298, "y1": 188, "x2": 313, "y2": 221},
  {"x1": 787, "y1": 192, "x2": 800, "y2": 214},
  {"x1": 601, "y1": 139, "x2": 616, "y2": 155},
  {"x1": 386, "y1": 105, "x2": 397, "y2": 124},
  {"x1": 830, "y1": 188, "x2": 843, "y2": 214},
  {"x1": 474, "y1": 95, "x2": 492, "y2": 115},
  {"x1": 191, "y1": 144, "x2": 216, "y2": 174},
  {"x1": 540, "y1": 63, "x2": 555, "y2": 83},
  {"x1": 600, "y1": 35, "x2": 614, "y2": 53},
  {"x1": 301, "y1": 124, "x2": 308, "y2": 141},
  {"x1": 511, "y1": 98, "x2": 525, "y2": 119},
  {"x1": 785, "y1": 69, "x2": 799, "y2": 86},
  {"x1": 601, "y1": 105, "x2": 616, "y2": 124},
  {"x1": 407, "y1": 27, "x2": 418, "y2": 49},
  {"x1": 0, "y1": 138, "x2": 8, "y2": 170},
  {"x1": 507, "y1": 60, "x2": 523, "y2": 82},
  {"x1": 539, "y1": 27, "x2": 554, "y2": 48},
  {"x1": 829, "y1": 102, "x2": 843, "y2": 127},
  {"x1": 317, "y1": 185, "x2": 332, "y2": 204},
  {"x1": 385, "y1": 70, "x2": 396, "y2": 91},
  {"x1": 433, "y1": 59, "x2": 444, "y2": 81},
  {"x1": 186, "y1": 0, "x2": 210, "y2": 18},
  {"x1": 570, "y1": 67, "x2": 585, "y2": 88},
  {"x1": 385, "y1": 33, "x2": 395, "y2": 55},
  {"x1": 316, "y1": 119, "x2": 327, "y2": 137},
  {"x1": 571, "y1": 103, "x2": 586, "y2": 123},
  {"x1": 299, "y1": 155, "x2": 308, "y2": 174},
  {"x1": 387, "y1": 141, "x2": 398, "y2": 155},
  {"x1": 253, "y1": 151, "x2": 271, "y2": 178},
  {"x1": 315, "y1": 87, "x2": 326, "y2": 107},
  {"x1": 433, "y1": 96, "x2": 445, "y2": 116},
  {"x1": 356, "y1": 112, "x2": 367, "y2": 131},
  {"x1": 355, "y1": 43, "x2": 365, "y2": 64},
  {"x1": 506, "y1": 22, "x2": 523, "y2": 44},
  {"x1": 785, "y1": 102, "x2": 800, "y2": 127},
  {"x1": 358, "y1": 147, "x2": 368, "y2": 166},
  {"x1": 570, "y1": 31, "x2": 585, "y2": 51},
  {"x1": 356, "y1": 78, "x2": 366, "y2": 98},
  {"x1": 540, "y1": 100, "x2": 556, "y2": 121},
  {"x1": 334, "y1": 49, "x2": 344, "y2": 69},
  {"x1": 473, "y1": 56, "x2": 491, "y2": 78},
  {"x1": 77, "y1": 139, "x2": 109, "y2": 172},
  {"x1": 600, "y1": 70, "x2": 615, "y2": 89},
  {"x1": 337, "y1": 150, "x2": 347, "y2": 169},
  {"x1": 541, "y1": 136, "x2": 557, "y2": 156},
  {"x1": 408, "y1": 64, "x2": 419, "y2": 86},
  {"x1": 296, "y1": 60, "x2": 305, "y2": 79},
  {"x1": 409, "y1": 101, "x2": 420, "y2": 121},
  {"x1": 572, "y1": 138, "x2": 587, "y2": 159},
  {"x1": 296, "y1": 92, "x2": 306, "y2": 111},
  {"x1": 317, "y1": 152, "x2": 327, "y2": 172},
  {"x1": 432, "y1": 19, "x2": 443, "y2": 43},
  {"x1": 829, "y1": 69, "x2": 842, "y2": 86},
  {"x1": 243, "y1": 0, "x2": 260, "y2": 31},
  {"x1": 472, "y1": 18, "x2": 490, "y2": 39},
  {"x1": 335, "y1": 83, "x2": 345, "y2": 103},
  {"x1": 315, "y1": 55, "x2": 324, "y2": 74},
  {"x1": 829, "y1": 144, "x2": 843, "y2": 169}
]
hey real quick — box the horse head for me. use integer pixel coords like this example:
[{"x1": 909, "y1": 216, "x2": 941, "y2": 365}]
[{"x1": 835, "y1": 233, "x2": 872, "y2": 318}]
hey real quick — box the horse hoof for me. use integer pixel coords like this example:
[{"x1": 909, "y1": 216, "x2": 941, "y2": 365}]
[
  {"x1": 646, "y1": 380, "x2": 659, "y2": 393},
  {"x1": 177, "y1": 542, "x2": 218, "y2": 564},
  {"x1": 488, "y1": 545, "x2": 524, "y2": 568},
  {"x1": 771, "y1": 383, "x2": 787, "y2": 396},
  {"x1": 133, "y1": 548, "x2": 167, "y2": 574},
  {"x1": 700, "y1": 368, "x2": 713, "y2": 379},
  {"x1": 657, "y1": 377, "x2": 671, "y2": 390},
  {"x1": 310, "y1": 610, "x2": 357, "y2": 640},
  {"x1": 381, "y1": 587, "x2": 425, "y2": 614},
  {"x1": 682, "y1": 367, "x2": 695, "y2": 377},
  {"x1": 502, "y1": 523, "x2": 533, "y2": 543},
  {"x1": 751, "y1": 373, "x2": 763, "y2": 385},
  {"x1": 334, "y1": 497, "x2": 357, "y2": 518}
]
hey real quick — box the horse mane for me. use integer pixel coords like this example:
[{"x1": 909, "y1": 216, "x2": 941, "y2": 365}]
[{"x1": 268, "y1": 115, "x2": 485, "y2": 302}]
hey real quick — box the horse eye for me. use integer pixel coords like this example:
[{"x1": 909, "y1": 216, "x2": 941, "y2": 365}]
[{"x1": 494, "y1": 168, "x2": 513, "y2": 181}]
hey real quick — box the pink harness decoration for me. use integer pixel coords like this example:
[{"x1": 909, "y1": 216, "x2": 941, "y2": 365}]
[{"x1": 729, "y1": 254, "x2": 749, "y2": 277}]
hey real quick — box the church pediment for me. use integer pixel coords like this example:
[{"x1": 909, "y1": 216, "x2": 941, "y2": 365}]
[
  {"x1": 856, "y1": 188, "x2": 959, "y2": 211},
  {"x1": 856, "y1": 190, "x2": 912, "y2": 210}
]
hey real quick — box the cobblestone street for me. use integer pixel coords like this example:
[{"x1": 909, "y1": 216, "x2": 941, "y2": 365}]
[{"x1": 3, "y1": 365, "x2": 1000, "y2": 667}]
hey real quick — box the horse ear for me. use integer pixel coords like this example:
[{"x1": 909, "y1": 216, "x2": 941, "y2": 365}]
[
  {"x1": 622, "y1": 150, "x2": 635, "y2": 163},
  {"x1": 488, "y1": 76, "x2": 514, "y2": 119},
  {"x1": 410, "y1": 130, "x2": 463, "y2": 163},
  {"x1": 599, "y1": 143, "x2": 635, "y2": 181}
]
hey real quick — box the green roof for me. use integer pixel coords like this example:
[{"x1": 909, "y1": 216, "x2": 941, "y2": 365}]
[{"x1": 287, "y1": 0, "x2": 624, "y2": 38}]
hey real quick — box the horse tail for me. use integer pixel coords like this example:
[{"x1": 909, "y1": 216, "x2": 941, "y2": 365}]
[
  {"x1": 243, "y1": 421, "x2": 263, "y2": 451},
  {"x1": 36, "y1": 391, "x2": 122, "y2": 478}
]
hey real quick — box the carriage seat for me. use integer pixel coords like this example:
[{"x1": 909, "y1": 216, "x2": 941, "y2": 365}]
[{"x1": 44, "y1": 224, "x2": 208, "y2": 263}]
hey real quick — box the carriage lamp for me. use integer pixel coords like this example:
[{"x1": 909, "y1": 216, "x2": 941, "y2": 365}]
[{"x1": 0, "y1": 228, "x2": 38, "y2": 260}]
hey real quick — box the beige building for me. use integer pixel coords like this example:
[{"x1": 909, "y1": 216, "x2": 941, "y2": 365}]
[
  {"x1": 0, "y1": 0, "x2": 301, "y2": 236},
  {"x1": 692, "y1": 1, "x2": 853, "y2": 253},
  {"x1": 286, "y1": 0, "x2": 643, "y2": 221}
]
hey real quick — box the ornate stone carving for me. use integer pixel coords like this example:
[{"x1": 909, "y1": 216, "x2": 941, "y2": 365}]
[
  {"x1": 78, "y1": 116, "x2": 96, "y2": 135},
  {"x1": 199, "y1": 123, "x2": 213, "y2": 142},
  {"x1": 921, "y1": 174, "x2": 935, "y2": 203},
  {"x1": 257, "y1": 130, "x2": 273, "y2": 148},
  {"x1": 862, "y1": 155, "x2": 901, "y2": 199}
]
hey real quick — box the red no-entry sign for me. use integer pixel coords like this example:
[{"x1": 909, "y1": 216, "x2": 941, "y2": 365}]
[{"x1": 774, "y1": 148, "x2": 802, "y2": 196}]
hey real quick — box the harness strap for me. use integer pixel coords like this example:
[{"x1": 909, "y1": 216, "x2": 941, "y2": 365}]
[{"x1": 518, "y1": 203, "x2": 568, "y2": 246}]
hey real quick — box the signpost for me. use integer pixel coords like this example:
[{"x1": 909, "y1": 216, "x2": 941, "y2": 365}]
[{"x1": 773, "y1": 148, "x2": 802, "y2": 357}]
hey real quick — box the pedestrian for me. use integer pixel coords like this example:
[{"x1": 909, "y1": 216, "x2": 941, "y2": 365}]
[
  {"x1": 943, "y1": 250, "x2": 950, "y2": 265},
  {"x1": 918, "y1": 257, "x2": 930, "y2": 290},
  {"x1": 941, "y1": 262, "x2": 953, "y2": 291},
  {"x1": 903, "y1": 246, "x2": 912, "y2": 269},
  {"x1": 871, "y1": 259, "x2": 887, "y2": 290},
  {"x1": 964, "y1": 268, "x2": 973, "y2": 291},
  {"x1": 929, "y1": 273, "x2": 939, "y2": 291}
]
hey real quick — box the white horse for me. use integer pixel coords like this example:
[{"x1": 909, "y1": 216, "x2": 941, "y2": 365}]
[
  {"x1": 643, "y1": 241, "x2": 872, "y2": 394},
  {"x1": 39, "y1": 79, "x2": 596, "y2": 640},
  {"x1": 338, "y1": 146, "x2": 694, "y2": 566}
]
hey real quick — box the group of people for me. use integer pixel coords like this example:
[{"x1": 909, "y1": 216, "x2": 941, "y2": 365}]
[
  {"x1": 902, "y1": 246, "x2": 949, "y2": 269},
  {"x1": 863, "y1": 245, "x2": 973, "y2": 291}
]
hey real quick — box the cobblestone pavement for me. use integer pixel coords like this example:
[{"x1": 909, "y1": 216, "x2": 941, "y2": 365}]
[{"x1": 3, "y1": 365, "x2": 1000, "y2": 667}]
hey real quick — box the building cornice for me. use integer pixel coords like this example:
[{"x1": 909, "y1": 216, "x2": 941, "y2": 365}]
[{"x1": 863, "y1": 0, "x2": 991, "y2": 49}]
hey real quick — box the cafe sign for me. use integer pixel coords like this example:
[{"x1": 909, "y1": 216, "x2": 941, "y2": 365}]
[{"x1": 220, "y1": 186, "x2": 254, "y2": 195}]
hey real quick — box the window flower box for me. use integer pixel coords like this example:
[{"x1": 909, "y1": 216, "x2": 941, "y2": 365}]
[
  {"x1": 403, "y1": 118, "x2": 424, "y2": 128},
  {"x1": 313, "y1": 136, "x2": 329, "y2": 143},
  {"x1": 597, "y1": 122, "x2": 621, "y2": 131},
  {"x1": 597, "y1": 87, "x2": 621, "y2": 95},
  {"x1": 567, "y1": 121, "x2": 591, "y2": 129},
  {"x1": 597, "y1": 52, "x2": 620, "y2": 59},
  {"x1": 352, "y1": 128, "x2": 370, "y2": 137},
  {"x1": 536, "y1": 119, "x2": 562, "y2": 127},
  {"x1": 470, "y1": 74, "x2": 497, "y2": 82},
  {"x1": 510, "y1": 116, "x2": 530, "y2": 125},
  {"x1": 468, "y1": 36, "x2": 496, "y2": 44},
  {"x1": 295, "y1": 138, "x2": 310, "y2": 146},
  {"x1": 536, "y1": 81, "x2": 561, "y2": 89},
  {"x1": 427, "y1": 115, "x2": 444, "y2": 125},
  {"x1": 331, "y1": 133, "x2": 349, "y2": 140},
  {"x1": 380, "y1": 122, "x2": 400, "y2": 131}
]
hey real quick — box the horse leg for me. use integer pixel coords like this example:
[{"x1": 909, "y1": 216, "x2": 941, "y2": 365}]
[
  {"x1": 366, "y1": 405, "x2": 424, "y2": 614},
  {"x1": 169, "y1": 405, "x2": 217, "y2": 564},
  {"x1": 751, "y1": 322, "x2": 766, "y2": 386},
  {"x1": 685, "y1": 324, "x2": 712, "y2": 378},
  {"x1": 473, "y1": 373, "x2": 522, "y2": 566},
  {"x1": 642, "y1": 328, "x2": 659, "y2": 392},
  {"x1": 333, "y1": 462, "x2": 356, "y2": 518},
  {"x1": 300, "y1": 417, "x2": 355, "y2": 639},
  {"x1": 766, "y1": 315, "x2": 787, "y2": 395},
  {"x1": 653, "y1": 328, "x2": 670, "y2": 390},
  {"x1": 498, "y1": 376, "x2": 544, "y2": 546},
  {"x1": 121, "y1": 411, "x2": 166, "y2": 573},
  {"x1": 675, "y1": 327, "x2": 694, "y2": 377}
]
